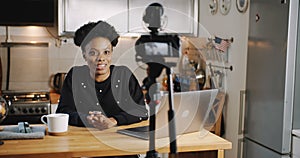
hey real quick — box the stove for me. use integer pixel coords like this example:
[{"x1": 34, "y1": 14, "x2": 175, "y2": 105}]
[{"x1": 1, "y1": 90, "x2": 51, "y2": 125}]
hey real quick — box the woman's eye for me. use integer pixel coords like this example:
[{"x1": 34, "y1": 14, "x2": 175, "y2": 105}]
[
  {"x1": 88, "y1": 51, "x2": 97, "y2": 56},
  {"x1": 104, "y1": 50, "x2": 111, "y2": 55}
]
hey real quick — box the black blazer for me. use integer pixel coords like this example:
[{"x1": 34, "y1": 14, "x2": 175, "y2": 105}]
[{"x1": 56, "y1": 65, "x2": 148, "y2": 127}]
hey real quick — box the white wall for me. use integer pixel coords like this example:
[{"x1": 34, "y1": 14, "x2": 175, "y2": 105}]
[{"x1": 199, "y1": 1, "x2": 249, "y2": 158}]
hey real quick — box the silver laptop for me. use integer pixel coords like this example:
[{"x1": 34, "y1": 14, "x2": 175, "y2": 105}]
[{"x1": 117, "y1": 89, "x2": 219, "y2": 140}]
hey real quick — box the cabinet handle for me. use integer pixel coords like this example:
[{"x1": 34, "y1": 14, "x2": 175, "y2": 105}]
[
  {"x1": 238, "y1": 90, "x2": 246, "y2": 135},
  {"x1": 237, "y1": 138, "x2": 245, "y2": 158}
]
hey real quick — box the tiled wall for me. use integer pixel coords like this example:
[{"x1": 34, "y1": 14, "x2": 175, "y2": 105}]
[
  {"x1": 0, "y1": 26, "x2": 148, "y2": 91},
  {"x1": 0, "y1": 26, "x2": 197, "y2": 91}
]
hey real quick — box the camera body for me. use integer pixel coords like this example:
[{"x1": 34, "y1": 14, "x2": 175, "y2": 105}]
[{"x1": 135, "y1": 34, "x2": 180, "y2": 67}]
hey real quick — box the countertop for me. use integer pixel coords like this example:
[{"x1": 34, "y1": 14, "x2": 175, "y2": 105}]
[
  {"x1": 49, "y1": 92, "x2": 60, "y2": 104},
  {"x1": 0, "y1": 121, "x2": 232, "y2": 158}
]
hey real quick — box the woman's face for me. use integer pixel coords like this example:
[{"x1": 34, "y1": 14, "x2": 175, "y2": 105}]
[{"x1": 83, "y1": 37, "x2": 113, "y2": 82}]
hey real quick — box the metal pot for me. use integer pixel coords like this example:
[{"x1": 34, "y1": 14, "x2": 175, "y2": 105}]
[{"x1": 50, "y1": 73, "x2": 67, "y2": 94}]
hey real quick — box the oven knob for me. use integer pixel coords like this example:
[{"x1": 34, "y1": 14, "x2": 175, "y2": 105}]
[
  {"x1": 41, "y1": 107, "x2": 47, "y2": 113},
  {"x1": 29, "y1": 108, "x2": 34, "y2": 113},
  {"x1": 23, "y1": 108, "x2": 28, "y2": 114},
  {"x1": 10, "y1": 107, "x2": 17, "y2": 114},
  {"x1": 35, "y1": 108, "x2": 41, "y2": 113}
]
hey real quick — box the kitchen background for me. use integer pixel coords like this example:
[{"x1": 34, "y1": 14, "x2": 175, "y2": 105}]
[{"x1": 1, "y1": 0, "x2": 249, "y2": 158}]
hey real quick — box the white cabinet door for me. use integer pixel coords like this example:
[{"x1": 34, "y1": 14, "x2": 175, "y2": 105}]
[
  {"x1": 58, "y1": 0, "x2": 198, "y2": 37},
  {"x1": 58, "y1": 0, "x2": 128, "y2": 36},
  {"x1": 128, "y1": 0, "x2": 198, "y2": 36}
]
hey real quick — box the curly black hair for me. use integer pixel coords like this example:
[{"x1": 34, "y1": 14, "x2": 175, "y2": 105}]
[{"x1": 73, "y1": 20, "x2": 120, "y2": 51}]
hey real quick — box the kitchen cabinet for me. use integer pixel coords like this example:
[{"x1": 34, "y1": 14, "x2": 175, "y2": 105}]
[
  {"x1": 58, "y1": 0, "x2": 128, "y2": 37},
  {"x1": 58, "y1": 0, "x2": 198, "y2": 37},
  {"x1": 128, "y1": 0, "x2": 198, "y2": 36}
]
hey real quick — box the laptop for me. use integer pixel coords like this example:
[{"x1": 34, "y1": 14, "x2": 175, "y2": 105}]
[{"x1": 117, "y1": 89, "x2": 219, "y2": 140}]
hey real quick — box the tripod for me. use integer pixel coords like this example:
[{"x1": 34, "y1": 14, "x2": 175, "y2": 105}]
[{"x1": 145, "y1": 67, "x2": 178, "y2": 158}]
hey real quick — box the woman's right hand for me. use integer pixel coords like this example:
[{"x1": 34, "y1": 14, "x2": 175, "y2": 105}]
[{"x1": 87, "y1": 111, "x2": 117, "y2": 130}]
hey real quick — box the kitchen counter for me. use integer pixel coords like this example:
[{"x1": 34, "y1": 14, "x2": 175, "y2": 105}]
[
  {"x1": 0, "y1": 121, "x2": 231, "y2": 158},
  {"x1": 49, "y1": 92, "x2": 60, "y2": 113},
  {"x1": 49, "y1": 91, "x2": 60, "y2": 104}
]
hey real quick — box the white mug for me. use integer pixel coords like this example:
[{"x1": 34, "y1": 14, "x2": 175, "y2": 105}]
[{"x1": 41, "y1": 113, "x2": 69, "y2": 135}]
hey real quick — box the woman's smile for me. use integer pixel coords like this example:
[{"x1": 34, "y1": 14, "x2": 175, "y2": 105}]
[{"x1": 97, "y1": 63, "x2": 107, "y2": 70}]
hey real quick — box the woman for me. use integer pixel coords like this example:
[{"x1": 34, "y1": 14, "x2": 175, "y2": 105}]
[{"x1": 56, "y1": 20, "x2": 148, "y2": 131}]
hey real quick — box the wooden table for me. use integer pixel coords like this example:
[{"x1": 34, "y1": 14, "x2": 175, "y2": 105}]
[{"x1": 0, "y1": 121, "x2": 231, "y2": 158}]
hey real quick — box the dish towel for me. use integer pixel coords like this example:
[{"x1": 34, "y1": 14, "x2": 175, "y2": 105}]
[{"x1": 0, "y1": 125, "x2": 46, "y2": 140}]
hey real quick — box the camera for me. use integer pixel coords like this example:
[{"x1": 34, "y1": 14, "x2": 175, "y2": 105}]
[
  {"x1": 134, "y1": 2, "x2": 181, "y2": 67},
  {"x1": 135, "y1": 34, "x2": 180, "y2": 67}
]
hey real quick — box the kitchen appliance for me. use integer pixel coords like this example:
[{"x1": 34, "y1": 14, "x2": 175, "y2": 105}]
[
  {"x1": 0, "y1": 96, "x2": 8, "y2": 145},
  {"x1": 50, "y1": 73, "x2": 67, "y2": 94},
  {"x1": 1, "y1": 90, "x2": 50, "y2": 125},
  {"x1": 292, "y1": 130, "x2": 300, "y2": 158},
  {"x1": 239, "y1": 0, "x2": 300, "y2": 157},
  {"x1": 0, "y1": 96, "x2": 8, "y2": 123}
]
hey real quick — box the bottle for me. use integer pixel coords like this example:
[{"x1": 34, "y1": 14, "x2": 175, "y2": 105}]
[{"x1": 178, "y1": 54, "x2": 197, "y2": 91}]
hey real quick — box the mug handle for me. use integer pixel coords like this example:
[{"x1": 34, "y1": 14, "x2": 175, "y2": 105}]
[{"x1": 40, "y1": 115, "x2": 48, "y2": 124}]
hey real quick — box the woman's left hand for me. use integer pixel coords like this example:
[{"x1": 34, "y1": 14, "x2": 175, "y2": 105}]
[{"x1": 87, "y1": 111, "x2": 117, "y2": 130}]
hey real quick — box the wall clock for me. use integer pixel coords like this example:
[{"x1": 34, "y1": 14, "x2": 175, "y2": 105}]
[
  {"x1": 236, "y1": 0, "x2": 249, "y2": 13},
  {"x1": 220, "y1": 0, "x2": 231, "y2": 15},
  {"x1": 209, "y1": 0, "x2": 218, "y2": 15}
]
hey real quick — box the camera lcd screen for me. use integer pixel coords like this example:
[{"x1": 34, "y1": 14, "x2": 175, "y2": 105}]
[
  {"x1": 144, "y1": 42, "x2": 170, "y2": 56},
  {"x1": 135, "y1": 34, "x2": 180, "y2": 66}
]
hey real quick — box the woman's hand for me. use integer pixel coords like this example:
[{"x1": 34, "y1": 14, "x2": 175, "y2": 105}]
[{"x1": 87, "y1": 111, "x2": 117, "y2": 130}]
